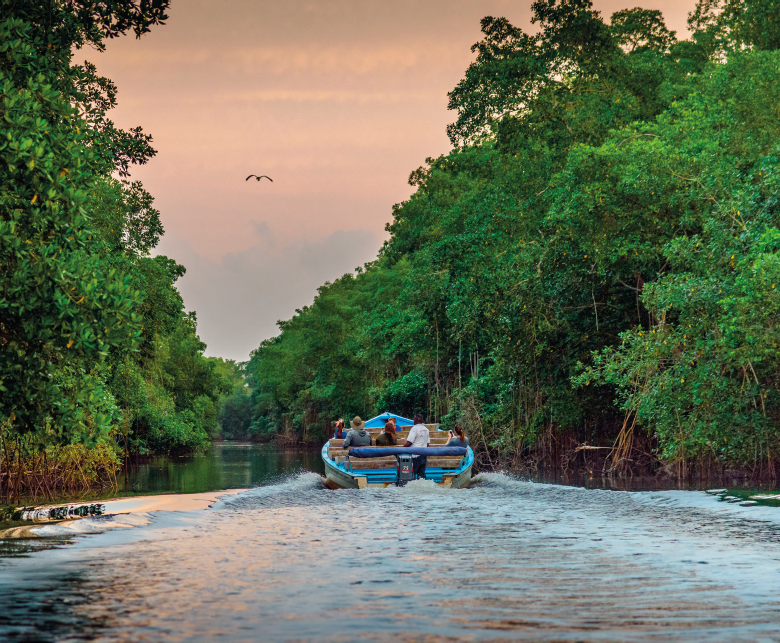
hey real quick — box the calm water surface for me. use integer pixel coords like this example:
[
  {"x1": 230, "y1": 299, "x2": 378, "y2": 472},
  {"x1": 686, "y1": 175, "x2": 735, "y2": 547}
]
[
  {"x1": 117, "y1": 441, "x2": 325, "y2": 495},
  {"x1": 2, "y1": 444, "x2": 780, "y2": 642}
]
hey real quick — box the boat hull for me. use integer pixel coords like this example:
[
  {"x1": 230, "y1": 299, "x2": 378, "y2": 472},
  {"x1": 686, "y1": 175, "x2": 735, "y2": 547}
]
[{"x1": 322, "y1": 442, "x2": 473, "y2": 490}]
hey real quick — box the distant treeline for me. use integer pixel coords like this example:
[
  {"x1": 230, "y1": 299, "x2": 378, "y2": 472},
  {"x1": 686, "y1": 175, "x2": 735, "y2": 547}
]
[
  {"x1": 234, "y1": 0, "x2": 780, "y2": 477},
  {"x1": 0, "y1": 1, "x2": 229, "y2": 501}
]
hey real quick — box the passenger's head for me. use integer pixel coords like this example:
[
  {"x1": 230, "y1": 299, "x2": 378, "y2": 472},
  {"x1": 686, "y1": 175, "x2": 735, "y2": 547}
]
[
  {"x1": 384, "y1": 418, "x2": 396, "y2": 434},
  {"x1": 453, "y1": 424, "x2": 465, "y2": 441},
  {"x1": 414, "y1": 413, "x2": 424, "y2": 425}
]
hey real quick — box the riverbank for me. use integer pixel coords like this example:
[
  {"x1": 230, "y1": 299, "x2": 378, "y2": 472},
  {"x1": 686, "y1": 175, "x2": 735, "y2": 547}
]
[
  {"x1": 3, "y1": 441, "x2": 780, "y2": 542},
  {"x1": 0, "y1": 441, "x2": 325, "y2": 508},
  {"x1": 0, "y1": 489, "x2": 248, "y2": 539},
  {"x1": 485, "y1": 430, "x2": 780, "y2": 490},
  {"x1": 5, "y1": 440, "x2": 780, "y2": 515},
  {"x1": 0, "y1": 443, "x2": 324, "y2": 534}
]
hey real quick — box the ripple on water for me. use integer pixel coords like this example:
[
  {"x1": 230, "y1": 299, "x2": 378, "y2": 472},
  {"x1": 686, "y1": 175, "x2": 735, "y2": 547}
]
[{"x1": 1, "y1": 472, "x2": 780, "y2": 642}]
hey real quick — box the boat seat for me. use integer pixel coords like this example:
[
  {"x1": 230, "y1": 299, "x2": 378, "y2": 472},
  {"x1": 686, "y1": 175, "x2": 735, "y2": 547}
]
[
  {"x1": 328, "y1": 434, "x2": 411, "y2": 444},
  {"x1": 329, "y1": 437, "x2": 448, "y2": 448},
  {"x1": 368, "y1": 431, "x2": 412, "y2": 438},
  {"x1": 328, "y1": 441, "x2": 449, "y2": 457},
  {"x1": 330, "y1": 434, "x2": 410, "y2": 445},
  {"x1": 328, "y1": 447, "x2": 448, "y2": 458},
  {"x1": 346, "y1": 456, "x2": 464, "y2": 470}
]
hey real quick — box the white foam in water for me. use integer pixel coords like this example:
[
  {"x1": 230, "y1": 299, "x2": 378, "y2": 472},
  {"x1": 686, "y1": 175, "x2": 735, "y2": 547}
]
[
  {"x1": 259, "y1": 470, "x2": 323, "y2": 493},
  {"x1": 30, "y1": 512, "x2": 150, "y2": 537},
  {"x1": 472, "y1": 470, "x2": 582, "y2": 493},
  {"x1": 473, "y1": 471, "x2": 780, "y2": 529},
  {"x1": 392, "y1": 477, "x2": 449, "y2": 494},
  {"x1": 214, "y1": 471, "x2": 325, "y2": 507},
  {"x1": 633, "y1": 488, "x2": 780, "y2": 524}
]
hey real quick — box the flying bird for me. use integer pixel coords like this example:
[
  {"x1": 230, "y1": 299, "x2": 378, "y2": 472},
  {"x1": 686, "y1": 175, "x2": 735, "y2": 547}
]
[{"x1": 246, "y1": 174, "x2": 273, "y2": 182}]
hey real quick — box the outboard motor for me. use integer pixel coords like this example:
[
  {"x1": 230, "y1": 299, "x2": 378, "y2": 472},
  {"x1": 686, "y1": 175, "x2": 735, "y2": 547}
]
[{"x1": 395, "y1": 454, "x2": 415, "y2": 486}]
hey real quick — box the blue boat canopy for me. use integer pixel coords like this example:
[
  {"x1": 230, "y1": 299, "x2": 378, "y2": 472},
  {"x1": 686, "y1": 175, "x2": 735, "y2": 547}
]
[{"x1": 364, "y1": 412, "x2": 415, "y2": 428}]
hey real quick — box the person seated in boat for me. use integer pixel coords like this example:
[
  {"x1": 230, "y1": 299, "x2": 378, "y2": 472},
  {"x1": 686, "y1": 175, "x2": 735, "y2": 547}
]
[
  {"x1": 376, "y1": 418, "x2": 397, "y2": 446},
  {"x1": 333, "y1": 419, "x2": 347, "y2": 440},
  {"x1": 342, "y1": 416, "x2": 372, "y2": 448},
  {"x1": 403, "y1": 413, "x2": 429, "y2": 479},
  {"x1": 444, "y1": 424, "x2": 469, "y2": 448}
]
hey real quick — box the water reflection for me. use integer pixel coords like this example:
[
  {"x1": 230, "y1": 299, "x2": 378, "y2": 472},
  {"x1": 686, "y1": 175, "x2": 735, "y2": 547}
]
[
  {"x1": 2, "y1": 443, "x2": 325, "y2": 508},
  {"x1": 117, "y1": 442, "x2": 325, "y2": 495},
  {"x1": 2, "y1": 472, "x2": 780, "y2": 641},
  {"x1": 528, "y1": 468, "x2": 780, "y2": 495}
]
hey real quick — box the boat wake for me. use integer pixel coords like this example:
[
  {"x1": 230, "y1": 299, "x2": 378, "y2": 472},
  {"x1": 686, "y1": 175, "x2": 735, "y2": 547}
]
[
  {"x1": 3, "y1": 470, "x2": 780, "y2": 641},
  {"x1": 216, "y1": 471, "x2": 327, "y2": 506},
  {"x1": 28, "y1": 512, "x2": 151, "y2": 537}
]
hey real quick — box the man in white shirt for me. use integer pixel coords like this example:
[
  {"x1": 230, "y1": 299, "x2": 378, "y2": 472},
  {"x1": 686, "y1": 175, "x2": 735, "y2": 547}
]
[{"x1": 404, "y1": 413, "x2": 429, "y2": 479}]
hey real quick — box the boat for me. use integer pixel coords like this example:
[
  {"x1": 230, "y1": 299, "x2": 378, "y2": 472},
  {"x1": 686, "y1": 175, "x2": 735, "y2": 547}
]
[{"x1": 322, "y1": 414, "x2": 474, "y2": 489}]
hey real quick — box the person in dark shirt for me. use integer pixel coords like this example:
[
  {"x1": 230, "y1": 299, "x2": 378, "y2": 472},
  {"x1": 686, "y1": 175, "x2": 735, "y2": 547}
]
[
  {"x1": 376, "y1": 418, "x2": 397, "y2": 446},
  {"x1": 445, "y1": 424, "x2": 469, "y2": 448},
  {"x1": 333, "y1": 419, "x2": 346, "y2": 440}
]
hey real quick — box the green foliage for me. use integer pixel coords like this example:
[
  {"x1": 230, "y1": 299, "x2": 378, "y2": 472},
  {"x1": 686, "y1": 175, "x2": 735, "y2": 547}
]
[
  {"x1": 219, "y1": 392, "x2": 254, "y2": 440},
  {"x1": 0, "y1": 6, "x2": 151, "y2": 446},
  {"x1": 209, "y1": 358, "x2": 256, "y2": 441},
  {"x1": 246, "y1": 0, "x2": 780, "y2": 473},
  {"x1": 108, "y1": 311, "x2": 228, "y2": 455},
  {"x1": 209, "y1": 357, "x2": 248, "y2": 390},
  {"x1": 575, "y1": 51, "x2": 780, "y2": 465},
  {"x1": 377, "y1": 369, "x2": 428, "y2": 418},
  {"x1": 0, "y1": 0, "x2": 225, "y2": 467},
  {"x1": 446, "y1": 0, "x2": 690, "y2": 149},
  {"x1": 247, "y1": 264, "x2": 408, "y2": 441},
  {"x1": 689, "y1": 0, "x2": 780, "y2": 56},
  {"x1": 0, "y1": 415, "x2": 122, "y2": 503},
  {"x1": 89, "y1": 177, "x2": 164, "y2": 257}
]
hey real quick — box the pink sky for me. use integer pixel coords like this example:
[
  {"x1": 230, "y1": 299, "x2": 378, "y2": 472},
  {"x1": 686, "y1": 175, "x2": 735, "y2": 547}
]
[{"x1": 87, "y1": 0, "x2": 697, "y2": 361}]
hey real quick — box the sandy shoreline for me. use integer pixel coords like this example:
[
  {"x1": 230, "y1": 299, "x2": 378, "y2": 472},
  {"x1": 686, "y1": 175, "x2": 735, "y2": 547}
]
[
  {"x1": 0, "y1": 488, "x2": 249, "y2": 539},
  {"x1": 99, "y1": 488, "x2": 249, "y2": 514}
]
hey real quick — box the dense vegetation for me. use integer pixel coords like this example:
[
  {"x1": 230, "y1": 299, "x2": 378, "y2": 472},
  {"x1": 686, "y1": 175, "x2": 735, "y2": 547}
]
[
  {"x1": 246, "y1": 0, "x2": 780, "y2": 477},
  {"x1": 0, "y1": 1, "x2": 227, "y2": 501}
]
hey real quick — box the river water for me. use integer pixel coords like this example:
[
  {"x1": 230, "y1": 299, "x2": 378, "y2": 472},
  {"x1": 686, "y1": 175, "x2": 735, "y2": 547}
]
[{"x1": 2, "y1": 444, "x2": 780, "y2": 641}]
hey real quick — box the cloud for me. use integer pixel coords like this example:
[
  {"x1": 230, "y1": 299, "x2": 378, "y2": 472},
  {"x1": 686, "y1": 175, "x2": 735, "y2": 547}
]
[
  {"x1": 210, "y1": 89, "x2": 434, "y2": 104},
  {"x1": 250, "y1": 219, "x2": 271, "y2": 236},
  {"x1": 156, "y1": 227, "x2": 380, "y2": 361},
  {"x1": 112, "y1": 44, "x2": 441, "y2": 76},
  {"x1": 90, "y1": 0, "x2": 695, "y2": 365},
  {"x1": 249, "y1": 219, "x2": 275, "y2": 249}
]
